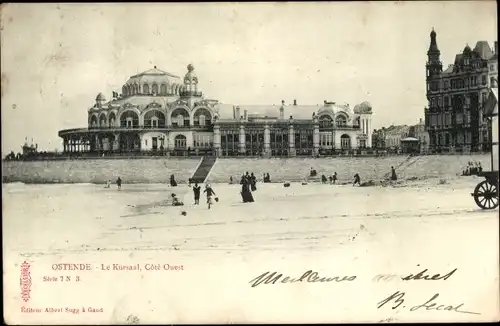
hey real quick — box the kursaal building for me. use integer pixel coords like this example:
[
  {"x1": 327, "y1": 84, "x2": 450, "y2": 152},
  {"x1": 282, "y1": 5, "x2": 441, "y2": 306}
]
[{"x1": 59, "y1": 64, "x2": 373, "y2": 157}]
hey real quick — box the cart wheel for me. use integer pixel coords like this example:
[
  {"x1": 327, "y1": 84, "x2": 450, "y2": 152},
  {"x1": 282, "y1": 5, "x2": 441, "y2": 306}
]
[{"x1": 473, "y1": 180, "x2": 499, "y2": 210}]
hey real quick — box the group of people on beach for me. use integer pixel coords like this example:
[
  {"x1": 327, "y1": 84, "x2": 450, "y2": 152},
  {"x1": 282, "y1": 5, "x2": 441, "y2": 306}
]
[
  {"x1": 104, "y1": 177, "x2": 121, "y2": 190},
  {"x1": 171, "y1": 182, "x2": 217, "y2": 209},
  {"x1": 107, "y1": 164, "x2": 401, "y2": 211},
  {"x1": 462, "y1": 161, "x2": 483, "y2": 176},
  {"x1": 314, "y1": 165, "x2": 398, "y2": 187}
]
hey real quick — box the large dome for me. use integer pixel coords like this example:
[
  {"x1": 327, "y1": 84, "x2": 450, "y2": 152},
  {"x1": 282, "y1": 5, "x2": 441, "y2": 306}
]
[
  {"x1": 124, "y1": 66, "x2": 182, "y2": 86},
  {"x1": 122, "y1": 66, "x2": 183, "y2": 97}
]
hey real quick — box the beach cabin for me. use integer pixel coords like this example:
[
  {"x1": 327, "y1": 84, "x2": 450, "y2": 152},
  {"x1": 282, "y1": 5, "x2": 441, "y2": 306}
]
[
  {"x1": 484, "y1": 85, "x2": 498, "y2": 172},
  {"x1": 400, "y1": 137, "x2": 419, "y2": 154}
]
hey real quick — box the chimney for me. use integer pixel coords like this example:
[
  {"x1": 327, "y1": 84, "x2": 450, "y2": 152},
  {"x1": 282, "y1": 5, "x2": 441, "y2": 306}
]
[
  {"x1": 244, "y1": 110, "x2": 248, "y2": 121},
  {"x1": 293, "y1": 99, "x2": 297, "y2": 106},
  {"x1": 281, "y1": 100, "x2": 285, "y2": 106},
  {"x1": 419, "y1": 118, "x2": 423, "y2": 124},
  {"x1": 235, "y1": 106, "x2": 241, "y2": 121}
]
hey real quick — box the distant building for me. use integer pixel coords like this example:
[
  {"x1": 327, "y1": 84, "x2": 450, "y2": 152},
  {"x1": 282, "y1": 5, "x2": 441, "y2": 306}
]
[
  {"x1": 21, "y1": 138, "x2": 38, "y2": 156},
  {"x1": 424, "y1": 28, "x2": 498, "y2": 153},
  {"x1": 385, "y1": 125, "x2": 410, "y2": 150},
  {"x1": 411, "y1": 118, "x2": 430, "y2": 154},
  {"x1": 58, "y1": 64, "x2": 375, "y2": 157}
]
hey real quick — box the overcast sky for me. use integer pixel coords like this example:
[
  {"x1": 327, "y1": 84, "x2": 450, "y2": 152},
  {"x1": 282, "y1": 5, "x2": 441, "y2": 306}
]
[{"x1": 1, "y1": 2, "x2": 497, "y2": 155}]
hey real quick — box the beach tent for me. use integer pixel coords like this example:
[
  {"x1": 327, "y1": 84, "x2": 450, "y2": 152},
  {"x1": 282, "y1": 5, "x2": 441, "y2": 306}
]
[
  {"x1": 401, "y1": 137, "x2": 419, "y2": 153},
  {"x1": 483, "y1": 87, "x2": 498, "y2": 171}
]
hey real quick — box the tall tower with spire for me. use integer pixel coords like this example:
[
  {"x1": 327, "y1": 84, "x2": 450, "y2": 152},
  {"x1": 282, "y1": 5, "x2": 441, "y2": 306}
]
[{"x1": 426, "y1": 28, "x2": 442, "y2": 79}]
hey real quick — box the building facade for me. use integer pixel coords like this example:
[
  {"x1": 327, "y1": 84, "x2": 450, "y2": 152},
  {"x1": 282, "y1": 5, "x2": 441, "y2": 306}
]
[
  {"x1": 424, "y1": 29, "x2": 498, "y2": 153},
  {"x1": 372, "y1": 119, "x2": 429, "y2": 154},
  {"x1": 411, "y1": 118, "x2": 430, "y2": 154},
  {"x1": 58, "y1": 64, "x2": 374, "y2": 157}
]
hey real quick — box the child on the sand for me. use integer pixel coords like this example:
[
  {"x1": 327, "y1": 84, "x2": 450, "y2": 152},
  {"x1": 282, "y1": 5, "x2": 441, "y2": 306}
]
[
  {"x1": 171, "y1": 193, "x2": 184, "y2": 206},
  {"x1": 353, "y1": 173, "x2": 361, "y2": 186},
  {"x1": 204, "y1": 184, "x2": 216, "y2": 209}
]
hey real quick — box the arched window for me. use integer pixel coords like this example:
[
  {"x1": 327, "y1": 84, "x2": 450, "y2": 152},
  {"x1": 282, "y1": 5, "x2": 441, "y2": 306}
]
[
  {"x1": 108, "y1": 112, "x2": 116, "y2": 127},
  {"x1": 99, "y1": 113, "x2": 107, "y2": 127},
  {"x1": 336, "y1": 115, "x2": 347, "y2": 127},
  {"x1": 143, "y1": 83, "x2": 150, "y2": 94},
  {"x1": 341, "y1": 134, "x2": 351, "y2": 149},
  {"x1": 194, "y1": 108, "x2": 212, "y2": 126},
  {"x1": 318, "y1": 115, "x2": 333, "y2": 128},
  {"x1": 90, "y1": 115, "x2": 98, "y2": 128},
  {"x1": 144, "y1": 110, "x2": 166, "y2": 128},
  {"x1": 171, "y1": 108, "x2": 190, "y2": 127},
  {"x1": 152, "y1": 84, "x2": 158, "y2": 95},
  {"x1": 119, "y1": 110, "x2": 139, "y2": 128},
  {"x1": 174, "y1": 135, "x2": 187, "y2": 149},
  {"x1": 160, "y1": 84, "x2": 167, "y2": 95}
]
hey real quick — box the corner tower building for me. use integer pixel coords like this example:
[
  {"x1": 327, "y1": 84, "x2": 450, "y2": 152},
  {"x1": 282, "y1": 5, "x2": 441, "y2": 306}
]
[{"x1": 424, "y1": 29, "x2": 498, "y2": 153}]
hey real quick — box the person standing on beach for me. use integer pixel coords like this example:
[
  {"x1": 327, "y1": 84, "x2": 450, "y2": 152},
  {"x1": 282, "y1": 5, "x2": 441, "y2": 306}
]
[
  {"x1": 204, "y1": 184, "x2": 216, "y2": 209},
  {"x1": 116, "y1": 177, "x2": 122, "y2": 190},
  {"x1": 170, "y1": 174, "x2": 177, "y2": 187},
  {"x1": 193, "y1": 182, "x2": 201, "y2": 205},
  {"x1": 391, "y1": 166, "x2": 398, "y2": 181},
  {"x1": 332, "y1": 172, "x2": 338, "y2": 184},
  {"x1": 250, "y1": 172, "x2": 257, "y2": 191}
]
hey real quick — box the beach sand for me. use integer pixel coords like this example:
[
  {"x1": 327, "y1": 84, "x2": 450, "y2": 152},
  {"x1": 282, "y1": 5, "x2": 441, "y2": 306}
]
[{"x1": 2, "y1": 176, "x2": 499, "y2": 324}]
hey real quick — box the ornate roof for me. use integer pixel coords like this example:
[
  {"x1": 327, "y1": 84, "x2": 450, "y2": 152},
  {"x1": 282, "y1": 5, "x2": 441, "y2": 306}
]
[
  {"x1": 125, "y1": 66, "x2": 182, "y2": 85},
  {"x1": 184, "y1": 64, "x2": 198, "y2": 83},
  {"x1": 353, "y1": 101, "x2": 372, "y2": 114}
]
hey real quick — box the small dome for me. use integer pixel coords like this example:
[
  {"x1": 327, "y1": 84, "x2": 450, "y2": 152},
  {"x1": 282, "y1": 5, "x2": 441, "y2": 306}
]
[
  {"x1": 184, "y1": 64, "x2": 197, "y2": 82},
  {"x1": 317, "y1": 105, "x2": 334, "y2": 116},
  {"x1": 464, "y1": 44, "x2": 471, "y2": 52},
  {"x1": 96, "y1": 93, "x2": 106, "y2": 101},
  {"x1": 354, "y1": 101, "x2": 372, "y2": 114}
]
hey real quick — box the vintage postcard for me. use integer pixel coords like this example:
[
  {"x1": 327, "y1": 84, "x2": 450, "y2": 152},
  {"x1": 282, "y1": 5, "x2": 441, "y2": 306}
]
[{"x1": 2, "y1": 2, "x2": 499, "y2": 324}]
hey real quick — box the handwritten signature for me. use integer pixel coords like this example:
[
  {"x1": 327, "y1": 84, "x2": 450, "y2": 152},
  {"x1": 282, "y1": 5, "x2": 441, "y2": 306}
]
[
  {"x1": 249, "y1": 270, "x2": 356, "y2": 288},
  {"x1": 377, "y1": 291, "x2": 480, "y2": 315}
]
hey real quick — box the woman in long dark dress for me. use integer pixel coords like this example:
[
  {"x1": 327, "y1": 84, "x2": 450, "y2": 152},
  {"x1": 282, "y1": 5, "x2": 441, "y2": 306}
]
[
  {"x1": 240, "y1": 176, "x2": 254, "y2": 203},
  {"x1": 170, "y1": 174, "x2": 177, "y2": 187}
]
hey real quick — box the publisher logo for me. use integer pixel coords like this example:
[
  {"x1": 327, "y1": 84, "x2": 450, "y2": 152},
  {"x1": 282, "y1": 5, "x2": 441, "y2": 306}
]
[{"x1": 20, "y1": 261, "x2": 32, "y2": 302}]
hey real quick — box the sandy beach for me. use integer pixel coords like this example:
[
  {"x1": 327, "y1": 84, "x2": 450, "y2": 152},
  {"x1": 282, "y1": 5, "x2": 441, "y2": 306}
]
[{"x1": 3, "y1": 175, "x2": 498, "y2": 323}]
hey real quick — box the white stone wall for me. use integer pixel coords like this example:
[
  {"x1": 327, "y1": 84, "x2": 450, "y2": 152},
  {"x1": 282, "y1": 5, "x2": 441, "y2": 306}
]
[
  {"x1": 141, "y1": 132, "x2": 168, "y2": 150},
  {"x1": 168, "y1": 131, "x2": 194, "y2": 149},
  {"x1": 334, "y1": 130, "x2": 358, "y2": 149}
]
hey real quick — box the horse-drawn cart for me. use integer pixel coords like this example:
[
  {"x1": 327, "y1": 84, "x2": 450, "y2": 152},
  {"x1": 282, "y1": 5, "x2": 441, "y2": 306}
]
[{"x1": 471, "y1": 85, "x2": 499, "y2": 210}]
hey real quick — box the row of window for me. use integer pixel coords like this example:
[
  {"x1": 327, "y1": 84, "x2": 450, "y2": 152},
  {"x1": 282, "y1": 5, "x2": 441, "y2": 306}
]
[
  {"x1": 122, "y1": 83, "x2": 182, "y2": 97},
  {"x1": 430, "y1": 132, "x2": 473, "y2": 146},
  {"x1": 427, "y1": 75, "x2": 494, "y2": 92},
  {"x1": 428, "y1": 91, "x2": 489, "y2": 109},
  {"x1": 428, "y1": 112, "x2": 471, "y2": 126}
]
